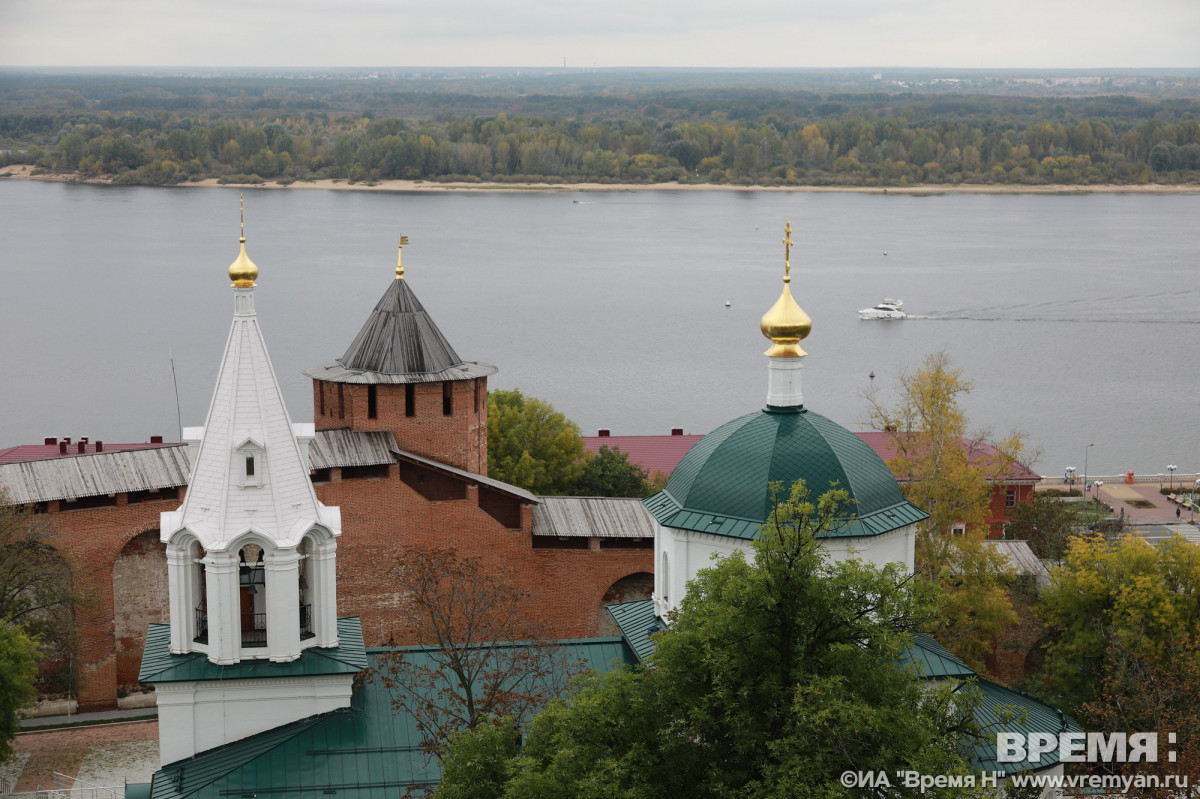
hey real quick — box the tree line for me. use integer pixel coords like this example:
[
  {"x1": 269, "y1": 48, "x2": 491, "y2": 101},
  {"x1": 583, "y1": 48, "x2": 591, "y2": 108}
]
[{"x1": 3, "y1": 99, "x2": 1200, "y2": 187}]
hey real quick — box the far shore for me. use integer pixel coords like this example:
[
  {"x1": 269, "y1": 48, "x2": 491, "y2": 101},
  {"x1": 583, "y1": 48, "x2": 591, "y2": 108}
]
[{"x1": 4, "y1": 163, "x2": 1200, "y2": 195}]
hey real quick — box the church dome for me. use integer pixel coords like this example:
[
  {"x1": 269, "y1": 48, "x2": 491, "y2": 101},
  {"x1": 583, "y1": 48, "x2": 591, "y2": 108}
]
[{"x1": 644, "y1": 407, "x2": 927, "y2": 540}]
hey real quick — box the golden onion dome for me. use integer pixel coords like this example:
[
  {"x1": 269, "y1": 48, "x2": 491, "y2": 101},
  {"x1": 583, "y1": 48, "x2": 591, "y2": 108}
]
[
  {"x1": 760, "y1": 277, "x2": 811, "y2": 357},
  {"x1": 228, "y1": 236, "x2": 258, "y2": 287},
  {"x1": 760, "y1": 221, "x2": 811, "y2": 357}
]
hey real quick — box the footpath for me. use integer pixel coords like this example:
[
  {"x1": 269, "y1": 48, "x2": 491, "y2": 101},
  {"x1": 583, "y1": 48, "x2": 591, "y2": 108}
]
[
  {"x1": 5, "y1": 709, "x2": 159, "y2": 796},
  {"x1": 1036, "y1": 478, "x2": 1200, "y2": 542}
]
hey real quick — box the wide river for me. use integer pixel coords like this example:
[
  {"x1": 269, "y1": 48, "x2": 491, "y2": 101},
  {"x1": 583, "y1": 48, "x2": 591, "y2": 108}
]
[{"x1": 1, "y1": 180, "x2": 1198, "y2": 479}]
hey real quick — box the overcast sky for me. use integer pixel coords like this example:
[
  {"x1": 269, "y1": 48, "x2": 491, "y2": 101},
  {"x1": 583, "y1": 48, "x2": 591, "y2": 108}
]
[{"x1": 2, "y1": 0, "x2": 1198, "y2": 69}]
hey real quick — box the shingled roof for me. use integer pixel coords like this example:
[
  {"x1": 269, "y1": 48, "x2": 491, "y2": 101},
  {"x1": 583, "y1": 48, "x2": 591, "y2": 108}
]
[{"x1": 304, "y1": 277, "x2": 497, "y2": 384}]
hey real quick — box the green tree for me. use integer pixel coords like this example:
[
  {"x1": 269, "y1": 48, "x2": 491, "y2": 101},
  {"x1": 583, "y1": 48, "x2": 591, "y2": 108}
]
[
  {"x1": 1036, "y1": 533, "x2": 1200, "y2": 722},
  {"x1": 866, "y1": 352, "x2": 1023, "y2": 671},
  {"x1": 1004, "y1": 494, "x2": 1087, "y2": 560},
  {"x1": 487, "y1": 389, "x2": 585, "y2": 495},
  {"x1": 437, "y1": 482, "x2": 980, "y2": 798},
  {"x1": 0, "y1": 621, "x2": 38, "y2": 763},
  {"x1": 0, "y1": 494, "x2": 79, "y2": 693},
  {"x1": 573, "y1": 445, "x2": 652, "y2": 497}
]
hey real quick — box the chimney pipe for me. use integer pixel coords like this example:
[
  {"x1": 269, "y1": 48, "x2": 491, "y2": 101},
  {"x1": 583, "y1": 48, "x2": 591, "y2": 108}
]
[
  {"x1": 671, "y1": 428, "x2": 684, "y2": 436},
  {"x1": 63, "y1": 437, "x2": 71, "y2": 445},
  {"x1": 44, "y1": 437, "x2": 57, "y2": 446},
  {"x1": 77, "y1": 442, "x2": 85, "y2": 454},
  {"x1": 96, "y1": 441, "x2": 103, "y2": 453},
  {"x1": 59, "y1": 442, "x2": 67, "y2": 455},
  {"x1": 597, "y1": 429, "x2": 610, "y2": 437},
  {"x1": 81, "y1": 437, "x2": 88, "y2": 445}
]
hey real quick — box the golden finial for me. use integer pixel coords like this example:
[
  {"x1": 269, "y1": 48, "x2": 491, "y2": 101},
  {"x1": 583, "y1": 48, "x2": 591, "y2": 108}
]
[
  {"x1": 395, "y1": 235, "x2": 410, "y2": 279},
  {"x1": 228, "y1": 193, "x2": 259, "y2": 287},
  {"x1": 759, "y1": 220, "x2": 811, "y2": 358}
]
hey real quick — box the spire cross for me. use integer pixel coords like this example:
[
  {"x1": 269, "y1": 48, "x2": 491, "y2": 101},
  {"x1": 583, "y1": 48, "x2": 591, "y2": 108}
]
[
  {"x1": 395, "y1": 235, "x2": 410, "y2": 280},
  {"x1": 782, "y1": 221, "x2": 793, "y2": 281},
  {"x1": 239, "y1": 194, "x2": 245, "y2": 243}
]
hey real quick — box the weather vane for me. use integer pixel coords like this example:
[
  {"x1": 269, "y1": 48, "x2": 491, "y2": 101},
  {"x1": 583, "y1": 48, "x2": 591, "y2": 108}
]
[{"x1": 395, "y1": 235, "x2": 410, "y2": 279}]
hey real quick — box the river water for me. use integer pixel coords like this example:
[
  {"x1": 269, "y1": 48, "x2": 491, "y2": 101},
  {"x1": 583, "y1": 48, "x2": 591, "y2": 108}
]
[{"x1": 1, "y1": 179, "x2": 1198, "y2": 478}]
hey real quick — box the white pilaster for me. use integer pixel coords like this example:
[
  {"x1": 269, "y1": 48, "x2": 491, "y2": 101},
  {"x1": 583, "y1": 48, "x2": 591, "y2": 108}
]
[
  {"x1": 311, "y1": 538, "x2": 339, "y2": 648},
  {"x1": 265, "y1": 547, "x2": 301, "y2": 662},
  {"x1": 166, "y1": 546, "x2": 194, "y2": 654}
]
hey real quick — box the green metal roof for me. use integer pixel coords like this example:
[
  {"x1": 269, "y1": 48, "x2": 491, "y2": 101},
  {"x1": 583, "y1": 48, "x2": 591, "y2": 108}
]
[
  {"x1": 904, "y1": 631, "x2": 976, "y2": 680},
  {"x1": 644, "y1": 407, "x2": 928, "y2": 540},
  {"x1": 606, "y1": 599, "x2": 667, "y2": 664},
  {"x1": 138, "y1": 618, "x2": 368, "y2": 684},
  {"x1": 967, "y1": 678, "x2": 1081, "y2": 775},
  {"x1": 648, "y1": 407, "x2": 926, "y2": 537},
  {"x1": 145, "y1": 638, "x2": 635, "y2": 798}
]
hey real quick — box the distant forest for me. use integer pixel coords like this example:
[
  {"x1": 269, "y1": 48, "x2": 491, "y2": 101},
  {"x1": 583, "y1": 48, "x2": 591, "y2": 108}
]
[{"x1": 1, "y1": 71, "x2": 1198, "y2": 187}]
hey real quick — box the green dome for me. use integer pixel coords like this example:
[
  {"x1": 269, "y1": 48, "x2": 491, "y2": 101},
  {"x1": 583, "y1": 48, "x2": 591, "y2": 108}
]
[{"x1": 643, "y1": 408, "x2": 928, "y2": 540}]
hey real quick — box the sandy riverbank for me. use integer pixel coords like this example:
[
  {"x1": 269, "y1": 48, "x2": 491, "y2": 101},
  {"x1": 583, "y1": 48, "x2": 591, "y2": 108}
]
[{"x1": 4, "y1": 164, "x2": 1200, "y2": 195}]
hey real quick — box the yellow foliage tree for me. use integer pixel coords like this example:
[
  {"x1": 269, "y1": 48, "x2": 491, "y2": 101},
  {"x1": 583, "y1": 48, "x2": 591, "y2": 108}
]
[{"x1": 866, "y1": 351, "x2": 1027, "y2": 672}]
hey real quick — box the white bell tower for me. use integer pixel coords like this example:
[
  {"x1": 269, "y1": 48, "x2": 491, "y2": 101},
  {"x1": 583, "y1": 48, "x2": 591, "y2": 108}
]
[{"x1": 149, "y1": 207, "x2": 354, "y2": 765}]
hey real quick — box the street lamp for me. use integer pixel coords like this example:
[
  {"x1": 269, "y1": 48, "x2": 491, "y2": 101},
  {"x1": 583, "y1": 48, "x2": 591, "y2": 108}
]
[
  {"x1": 1083, "y1": 444, "x2": 1094, "y2": 496},
  {"x1": 1168, "y1": 465, "x2": 1178, "y2": 491},
  {"x1": 1094, "y1": 480, "x2": 1104, "y2": 504}
]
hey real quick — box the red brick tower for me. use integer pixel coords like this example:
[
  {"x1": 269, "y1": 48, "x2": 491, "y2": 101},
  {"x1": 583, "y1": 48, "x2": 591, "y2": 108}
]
[{"x1": 303, "y1": 241, "x2": 496, "y2": 474}]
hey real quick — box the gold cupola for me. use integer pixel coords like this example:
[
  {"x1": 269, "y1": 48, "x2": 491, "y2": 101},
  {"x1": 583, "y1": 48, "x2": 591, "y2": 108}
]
[
  {"x1": 228, "y1": 195, "x2": 259, "y2": 287},
  {"x1": 760, "y1": 221, "x2": 812, "y2": 357}
]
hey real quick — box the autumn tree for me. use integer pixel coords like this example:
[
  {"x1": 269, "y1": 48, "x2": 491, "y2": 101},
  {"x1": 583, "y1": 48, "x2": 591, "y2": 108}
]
[
  {"x1": 372, "y1": 547, "x2": 580, "y2": 756},
  {"x1": 436, "y1": 482, "x2": 981, "y2": 798},
  {"x1": 487, "y1": 389, "x2": 586, "y2": 495},
  {"x1": 1037, "y1": 533, "x2": 1200, "y2": 723},
  {"x1": 865, "y1": 352, "x2": 1025, "y2": 671}
]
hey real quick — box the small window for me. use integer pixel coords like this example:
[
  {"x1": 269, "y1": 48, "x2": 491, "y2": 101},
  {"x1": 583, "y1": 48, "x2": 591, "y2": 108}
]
[
  {"x1": 337, "y1": 384, "x2": 345, "y2": 420},
  {"x1": 1004, "y1": 490, "x2": 1017, "y2": 508},
  {"x1": 950, "y1": 523, "x2": 966, "y2": 535},
  {"x1": 318, "y1": 382, "x2": 325, "y2": 416},
  {"x1": 246, "y1": 456, "x2": 255, "y2": 477},
  {"x1": 405, "y1": 384, "x2": 416, "y2": 417},
  {"x1": 368, "y1": 384, "x2": 378, "y2": 419},
  {"x1": 474, "y1": 379, "x2": 481, "y2": 414},
  {"x1": 443, "y1": 382, "x2": 453, "y2": 416}
]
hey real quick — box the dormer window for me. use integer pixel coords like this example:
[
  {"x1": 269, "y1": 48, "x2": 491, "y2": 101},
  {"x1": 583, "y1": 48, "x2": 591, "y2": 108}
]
[{"x1": 236, "y1": 436, "x2": 265, "y2": 487}]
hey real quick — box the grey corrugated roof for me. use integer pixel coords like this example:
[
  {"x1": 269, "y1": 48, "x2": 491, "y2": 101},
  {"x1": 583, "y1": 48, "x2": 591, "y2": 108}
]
[
  {"x1": 139, "y1": 618, "x2": 367, "y2": 684},
  {"x1": 306, "y1": 277, "x2": 497, "y2": 385},
  {"x1": 310, "y1": 429, "x2": 397, "y2": 469},
  {"x1": 392, "y1": 446, "x2": 538, "y2": 504},
  {"x1": 985, "y1": 540, "x2": 1051, "y2": 587},
  {"x1": 533, "y1": 497, "x2": 656, "y2": 538},
  {"x1": 0, "y1": 446, "x2": 191, "y2": 505}
]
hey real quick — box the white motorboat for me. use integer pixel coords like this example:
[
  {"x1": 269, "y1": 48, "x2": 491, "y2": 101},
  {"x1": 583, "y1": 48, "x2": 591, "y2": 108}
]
[{"x1": 858, "y1": 299, "x2": 906, "y2": 320}]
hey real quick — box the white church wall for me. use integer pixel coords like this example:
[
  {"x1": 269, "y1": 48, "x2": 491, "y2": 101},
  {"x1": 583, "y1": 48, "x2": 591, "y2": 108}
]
[{"x1": 155, "y1": 673, "x2": 355, "y2": 766}]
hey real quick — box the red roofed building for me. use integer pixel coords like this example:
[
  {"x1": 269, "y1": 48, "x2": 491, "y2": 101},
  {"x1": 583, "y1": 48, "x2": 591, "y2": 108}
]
[
  {"x1": 582, "y1": 429, "x2": 705, "y2": 482},
  {"x1": 0, "y1": 436, "x2": 174, "y2": 464}
]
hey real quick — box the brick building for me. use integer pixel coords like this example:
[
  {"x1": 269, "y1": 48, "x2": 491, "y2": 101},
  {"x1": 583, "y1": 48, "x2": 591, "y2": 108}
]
[{"x1": 0, "y1": 241, "x2": 652, "y2": 712}]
